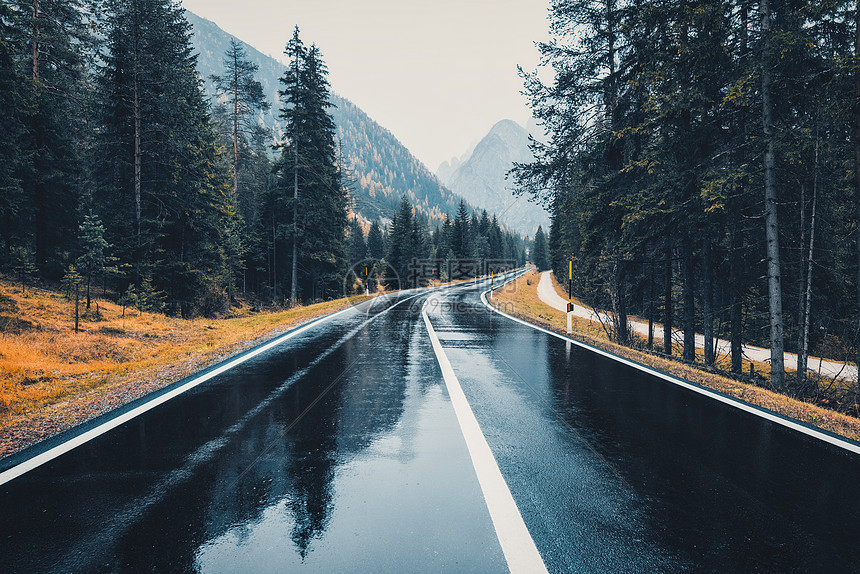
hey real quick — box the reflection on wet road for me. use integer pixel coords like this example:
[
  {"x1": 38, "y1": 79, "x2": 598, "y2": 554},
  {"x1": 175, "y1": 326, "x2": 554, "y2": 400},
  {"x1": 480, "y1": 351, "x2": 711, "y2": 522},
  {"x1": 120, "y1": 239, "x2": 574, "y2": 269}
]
[
  {"x1": 2, "y1": 277, "x2": 859, "y2": 572},
  {"x1": 0, "y1": 289, "x2": 505, "y2": 573},
  {"x1": 428, "y1": 285, "x2": 860, "y2": 573}
]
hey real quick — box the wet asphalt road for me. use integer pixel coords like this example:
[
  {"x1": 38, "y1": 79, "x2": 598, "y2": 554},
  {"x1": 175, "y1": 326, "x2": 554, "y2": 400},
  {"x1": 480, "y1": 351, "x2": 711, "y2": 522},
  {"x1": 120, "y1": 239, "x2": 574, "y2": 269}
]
[{"x1": 1, "y1": 277, "x2": 860, "y2": 572}]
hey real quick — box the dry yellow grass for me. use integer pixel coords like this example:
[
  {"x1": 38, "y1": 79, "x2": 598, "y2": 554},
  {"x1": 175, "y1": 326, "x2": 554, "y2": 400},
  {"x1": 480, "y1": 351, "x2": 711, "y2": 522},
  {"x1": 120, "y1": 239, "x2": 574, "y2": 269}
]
[
  {"x1": 0, "y1": 278, "x2": 370, "y2": 454},
  {"x1": 492, "y1": 270, "x2": 860, "y2": 442}
]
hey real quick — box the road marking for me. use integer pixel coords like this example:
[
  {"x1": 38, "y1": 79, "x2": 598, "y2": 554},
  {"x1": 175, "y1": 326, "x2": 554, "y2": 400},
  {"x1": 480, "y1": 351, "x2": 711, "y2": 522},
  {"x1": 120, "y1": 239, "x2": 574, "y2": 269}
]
[
  {"x1": 422, "y1": 299, "x2": 548, "y2": 574},
  {"x1": 480, "y1": 290, "x2": 860, "y2": 457},
  {"x1": 0, "y1": 303, "x2": 363, "y2": 487}
]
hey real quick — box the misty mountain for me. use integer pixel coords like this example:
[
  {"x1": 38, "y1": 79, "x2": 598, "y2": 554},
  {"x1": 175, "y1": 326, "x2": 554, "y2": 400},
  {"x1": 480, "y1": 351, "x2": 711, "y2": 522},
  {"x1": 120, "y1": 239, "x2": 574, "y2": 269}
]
[
  {"x1": 186, "y1": 11, "x2": 468, "y2": 225},
  {"x1": 437, "y1": 119, "x2": 549, "y2": 234}
]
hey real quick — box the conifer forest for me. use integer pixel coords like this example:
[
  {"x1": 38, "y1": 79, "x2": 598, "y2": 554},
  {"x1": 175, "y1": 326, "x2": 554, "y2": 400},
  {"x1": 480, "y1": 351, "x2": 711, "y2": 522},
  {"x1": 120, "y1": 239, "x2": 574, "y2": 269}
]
[
  {"x1": 0, "y1": 0, "x2": 526, "y2": 318},
  {"x1": 514, "y1": 0, "x2": 860, "y2": 392}
]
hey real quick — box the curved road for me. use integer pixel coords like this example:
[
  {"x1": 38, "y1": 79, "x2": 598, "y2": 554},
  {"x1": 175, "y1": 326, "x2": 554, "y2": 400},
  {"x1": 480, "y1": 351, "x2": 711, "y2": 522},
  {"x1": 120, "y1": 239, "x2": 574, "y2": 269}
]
[
  {"x1": 537, "y1": 270, "x2": 858, "y2": 382},
  {"x1": 1, "y1": 277, "x2": 859, "y2": 572}
]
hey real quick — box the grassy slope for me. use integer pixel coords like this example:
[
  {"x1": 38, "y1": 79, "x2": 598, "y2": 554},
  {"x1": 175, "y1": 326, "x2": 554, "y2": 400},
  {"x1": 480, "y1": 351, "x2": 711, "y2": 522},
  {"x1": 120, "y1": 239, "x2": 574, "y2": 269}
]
[
  {"x1": 0, "y1": 278, "x2": 368, "y2": 457},
  {"x1": 490, "y1": 270, "x2": 860, "y2": 442}
]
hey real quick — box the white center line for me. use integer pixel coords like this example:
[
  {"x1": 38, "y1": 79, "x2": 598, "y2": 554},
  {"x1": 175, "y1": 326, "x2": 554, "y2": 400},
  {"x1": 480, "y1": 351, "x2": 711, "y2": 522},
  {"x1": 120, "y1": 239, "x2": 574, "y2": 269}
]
[{"x1": 422, "y1": 299, "x2": 548, "y2": 574}]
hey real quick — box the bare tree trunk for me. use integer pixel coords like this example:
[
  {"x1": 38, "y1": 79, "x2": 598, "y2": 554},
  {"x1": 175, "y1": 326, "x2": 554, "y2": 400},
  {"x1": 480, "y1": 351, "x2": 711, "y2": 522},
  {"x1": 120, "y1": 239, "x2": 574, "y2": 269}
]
[
  {"x1": 761, "y1": 0, "x2": 786, "y2": 389},
  {"x1": 31, "y1": 2, "x2": 46, "y2": 269},
  {"x1": 75, "y1": 284, "x2": 79, "y2": 334},
  {"x1": 798, "y1": 179, "x2": 817, "y2": 386},
  {"x1": 682, "y1": 238, "x2": 695, "y2": 362},
  {"x1": 731, "y1": 1, "x2": 749, "y2": 375},
  {"x1": 290, "y1": 47, "x2": 300, "y2": 304},
  {"x1": 272, "y1": 216, "x2": 277, "y2": 303},
  {"x1": 854, "y1": 0, "x2": 860, "y2": 388},
  {"x1": 797, "y1": 181, "x2": 806, "y2": 379},
  {"x1": 648, "y1": 262, "x2": 654, "y2": 350},
  {"x1": 290, "y1": 139, "x2": 299, "y2": 304},
  {"x1": 703, "y1": 239, "x2": 714, "y2": 367},
  {"x1": 133, "y1": 6, "x2": 142, "y2": 261},
  {"x1": 615, "y1": 257, "x2": 628, "y2": 344},
  {"x1": 664, "y1": 238, "x2": 673, "y2": 356},
  {"x1": 233, "y1": 52, "x2": 239, "y2": 197},
  {"x1": 31, "y1": 0, "x2": 39, "y2": 82}
]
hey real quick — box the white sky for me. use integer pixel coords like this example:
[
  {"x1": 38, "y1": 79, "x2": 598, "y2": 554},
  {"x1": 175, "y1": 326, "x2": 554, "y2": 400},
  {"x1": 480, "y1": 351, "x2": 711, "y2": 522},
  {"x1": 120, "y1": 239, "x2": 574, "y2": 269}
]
[{"x1": 179, "y1": 0, "x2": 550, "y2": 171}]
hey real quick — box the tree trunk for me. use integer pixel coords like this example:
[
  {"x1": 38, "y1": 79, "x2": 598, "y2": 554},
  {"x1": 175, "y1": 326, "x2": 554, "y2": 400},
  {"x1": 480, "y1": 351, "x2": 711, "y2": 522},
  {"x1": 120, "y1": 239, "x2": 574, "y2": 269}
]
[
  {"x1": 233, "y1": 53, "x2": 239, "y2": 197},
  {"x1": 664, "y1": 238, "x2": 673, "y2": 356},
  {"x1": 761, "y1": 0, "x2": 785, "y2": 388},
  {"x1": 86, "y1": 275, "x2": 91, "y2": 310},
  {"x1": 75, "y1": 284, "x2": 79, "y2": 334},
  {"x1": 682, "y1": 237, "x2": 695, "y2": 362},
  {"x1": 648, "y1": 262, "x2": 654, "y2": 350},
  {"x1": 291, "y1": 131, "x2": 299, "y2": 303},
  {"x1": 133, "y1": 8, "x2": 142, "y2": 263},
  {"x1": 31, "y1": 0, "x2": 39, "y2": 82},
  {"x1": 797, "y1": 181, "x2": 806, "y2": 381},
  {"x1": 854, "y1": 0, "x2": 860, "y2": 387},
  {"x1": 703, "y1": 239, "x2": 714, "y2": 367},
  {"x1": 616, "y1": 257, "x2": 628, "y2": 344},
  {"x1": 272, "y1": 216, "x2": 277, "y2": 303},
  {"x1": 798, "y1": 179, "x2": 817, "y2": 387}
]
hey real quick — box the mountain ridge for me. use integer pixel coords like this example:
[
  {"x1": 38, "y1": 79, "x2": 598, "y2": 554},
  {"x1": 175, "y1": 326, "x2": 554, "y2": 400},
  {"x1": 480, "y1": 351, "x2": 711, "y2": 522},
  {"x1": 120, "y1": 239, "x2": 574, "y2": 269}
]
[
  {"x1": 437, "y1": 119, "x2": 549, "y2": 234},
  {"x1": 186, "y1": 10, "x2": 471, "y2": 225}
]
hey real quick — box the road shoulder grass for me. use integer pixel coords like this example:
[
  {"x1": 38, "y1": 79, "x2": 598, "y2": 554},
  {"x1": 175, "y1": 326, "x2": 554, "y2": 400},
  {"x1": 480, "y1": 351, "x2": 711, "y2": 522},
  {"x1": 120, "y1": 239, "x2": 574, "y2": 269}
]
[
  {"x1": 489, "y1": 270, "x2": 860, "y2": 443},
  {"x1": 0, "y1": 278, "x2": 369, "y2": 458}
]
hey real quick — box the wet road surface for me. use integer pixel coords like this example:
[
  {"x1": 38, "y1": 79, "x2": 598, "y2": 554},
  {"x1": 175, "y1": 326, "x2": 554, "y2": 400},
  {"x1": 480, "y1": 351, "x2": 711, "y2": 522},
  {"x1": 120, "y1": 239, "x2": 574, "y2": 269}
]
[{"x1": 2, "y1": 277, "x2": 860, "y2": 572}]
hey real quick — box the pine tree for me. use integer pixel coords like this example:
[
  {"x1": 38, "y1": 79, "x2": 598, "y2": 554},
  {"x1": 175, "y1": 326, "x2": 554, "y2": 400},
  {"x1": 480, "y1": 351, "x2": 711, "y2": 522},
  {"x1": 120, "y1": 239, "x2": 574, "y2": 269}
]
[
  {"x1": 386, "y1": 196, "x2": 413, "y2": 287},
  {"x1": 0, "y1": 1, "x2": 27, "y2": 266},
  {"x1": 450, "y1": 200, "x2": 472, "y2": 260},
  {"x1": 76, "y1": 212, "x2": 111, "y2": 310},
  {"x1": 273, "y1": 28, "x2": 346, "y2": 301},
  {"x1": 11, "y1": 0, "x2": 93, "y2": 276},
  {"x1": 532, "y1": 226, "x2": 550, "y2": 271},
  {"x1": 96, "y1": 0, "x2": 238, "y2": 315},
  {"x1": 347, "y1": 219, "x2": 367, "y2": 267},
  {"x1": 367, "y1": 220, "x2": 385, "y2": 261},
  {"x1": 210, "y1": 38, "x2": 269, "y2": 198}
]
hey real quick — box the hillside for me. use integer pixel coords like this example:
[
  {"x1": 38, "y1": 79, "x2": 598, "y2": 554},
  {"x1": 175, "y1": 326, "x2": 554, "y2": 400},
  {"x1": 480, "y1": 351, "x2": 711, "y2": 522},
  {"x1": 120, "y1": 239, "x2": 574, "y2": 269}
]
[
  {"x1": 187, "y1": 11, "x2": 467, "y2": 224},
  {"x1": 437, "y1": 119, "x2": 549, "y2": 234}
]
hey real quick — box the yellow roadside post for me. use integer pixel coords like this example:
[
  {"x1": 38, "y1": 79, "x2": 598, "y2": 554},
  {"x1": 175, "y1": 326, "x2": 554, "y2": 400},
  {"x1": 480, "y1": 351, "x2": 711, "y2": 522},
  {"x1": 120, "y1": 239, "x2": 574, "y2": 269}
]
[{"x1": 567, "y1": 260, "x2": 573, "y2": 334}]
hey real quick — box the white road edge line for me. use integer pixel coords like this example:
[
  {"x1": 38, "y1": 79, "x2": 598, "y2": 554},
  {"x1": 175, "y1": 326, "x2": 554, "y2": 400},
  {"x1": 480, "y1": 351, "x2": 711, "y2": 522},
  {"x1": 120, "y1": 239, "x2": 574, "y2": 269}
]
[
  {"x1": 0, "y1": 303, "x2": 361, "y2": 487},
  {"x1": 422, "y1": 299, "x2": 549, "y2": 574},
  {"x1": 480, "y1": 290, "x2": 860, "y2": 456}
]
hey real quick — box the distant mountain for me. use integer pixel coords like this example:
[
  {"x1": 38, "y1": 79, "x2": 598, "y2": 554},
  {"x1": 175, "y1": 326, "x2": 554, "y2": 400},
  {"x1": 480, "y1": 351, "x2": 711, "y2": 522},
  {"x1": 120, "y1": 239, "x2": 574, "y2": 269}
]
[
  {"x1": 436, "y1": 120, "x2": 549, "y2": 234},
  {"x1": 186, "y1": 11, "x2": 467, "y2": 224}
]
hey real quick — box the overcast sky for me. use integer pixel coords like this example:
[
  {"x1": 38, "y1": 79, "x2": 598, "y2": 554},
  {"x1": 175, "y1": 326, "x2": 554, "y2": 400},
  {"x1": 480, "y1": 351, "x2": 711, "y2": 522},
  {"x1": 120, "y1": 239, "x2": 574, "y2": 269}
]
[{"x1": 180, "y1": 0, "x2": 550, "y2": 171}]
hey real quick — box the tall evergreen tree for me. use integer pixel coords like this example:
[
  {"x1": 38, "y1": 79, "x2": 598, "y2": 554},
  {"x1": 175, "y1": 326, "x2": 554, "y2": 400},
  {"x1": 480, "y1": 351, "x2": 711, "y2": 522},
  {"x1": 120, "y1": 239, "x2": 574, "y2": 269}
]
[
  {"x1": 76, "y1": 211, "x2": 111, "y2": 310},
  {"x1": 386, "y1": 196, "x2": 414, "y2": 287},
  {"x1": 0, "y1": 1, "x2": 28, "y2": 266},
  {"x1": 532, "y1": 226, "x2": 550, "y2": 271},
  {"x1": 347, "y1": 218, "x2": 367, "y2": 267},
  {"x1": 210, "y1": 38, "x2": 269, "y2": 198},
  {"x1": 367, "y1": 220, "x2": 385, "y2": 261},
  {"x1": 11, "y1": 0, "x2": 93, "y2": 276},
  {"x1": 96, "y1": 0, "x2": 237, "y2": 315},
  {"x1": 273, "y1": 28, "x2": 346, "y2": 302}
]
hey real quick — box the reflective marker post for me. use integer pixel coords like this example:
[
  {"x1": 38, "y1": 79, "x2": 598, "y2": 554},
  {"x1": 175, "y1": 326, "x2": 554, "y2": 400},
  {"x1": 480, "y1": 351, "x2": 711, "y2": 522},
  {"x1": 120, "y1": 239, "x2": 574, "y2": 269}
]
[{"x1": 567, "y1": 260, "x2": 573, "y2": 334}]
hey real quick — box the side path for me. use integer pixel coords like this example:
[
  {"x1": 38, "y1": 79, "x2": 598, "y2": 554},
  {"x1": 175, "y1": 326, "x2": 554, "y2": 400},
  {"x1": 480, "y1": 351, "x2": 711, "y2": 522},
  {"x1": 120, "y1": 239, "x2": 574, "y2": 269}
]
[{"x1": 536, "y1": 271, "x2": 858, "y2": 383}]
